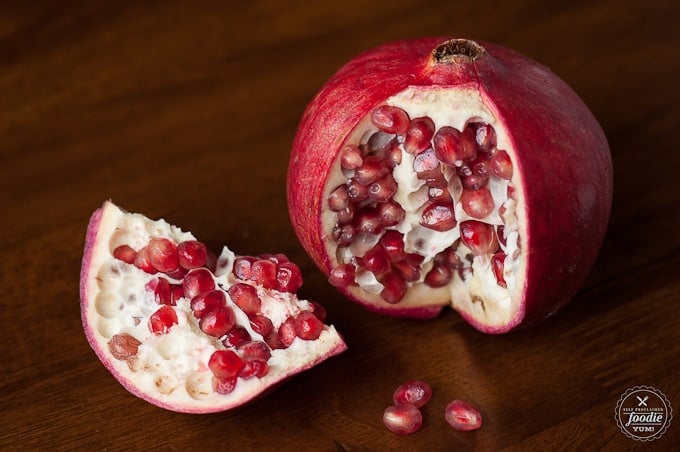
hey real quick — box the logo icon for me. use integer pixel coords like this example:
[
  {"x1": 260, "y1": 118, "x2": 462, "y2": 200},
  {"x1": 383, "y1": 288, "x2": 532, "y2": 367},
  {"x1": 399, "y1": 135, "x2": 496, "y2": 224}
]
[{"x1": 615, "y1": 386, "x2": 672, "y2": 441}]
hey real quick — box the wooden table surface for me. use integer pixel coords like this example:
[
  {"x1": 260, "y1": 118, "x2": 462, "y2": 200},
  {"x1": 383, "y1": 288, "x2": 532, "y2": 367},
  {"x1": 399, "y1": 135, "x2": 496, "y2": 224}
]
[{"x1": 2, "y1": 0, "x2": 678, "y2": 450}]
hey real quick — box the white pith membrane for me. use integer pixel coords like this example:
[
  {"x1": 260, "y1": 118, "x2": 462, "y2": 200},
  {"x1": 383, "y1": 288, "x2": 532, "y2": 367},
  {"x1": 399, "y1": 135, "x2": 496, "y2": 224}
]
[
  {"x1": 82, "y1": 201, "x2": 346, "y2": 413},
  {"x1": 322, "y1": 87, "x2": 525, "y2": 328}
]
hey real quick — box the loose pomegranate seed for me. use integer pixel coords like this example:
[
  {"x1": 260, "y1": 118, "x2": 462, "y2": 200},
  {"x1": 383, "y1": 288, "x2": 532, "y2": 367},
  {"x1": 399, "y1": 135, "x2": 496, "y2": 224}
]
[
  {"x1": 354, "y1": 206, "x2": 383, "y2": 235},
  {"x1": 277, "y1": 317, "x2": 297, "y2": 348},
  {"x1": 134, "y1": 246, "x2": 157, "y2": 274},
  {"x1": 392, "y1": 259, "x2": 420, "y2": 282},
  {"x1": 183, "y1": 268, "x2": 215, "y2": 299},
  {"x1": 368, "y1": 174, "x2": 398, "y2": 202},
  {"x1": 227, "y1": 283, "x2": 261, "y2": 315},
  {"x1": 459, "y1": 221, "x2": 497, "y2": 256},
  {"x1": 222, "y1": 326, "x2": 252, "y2": 347},
  {"x1": 250, "y1": 259, "x2": 277, "y2": 289},
  {"x1": 340, "y1": 145, "x2": 363, "y2": 170},
  {"x1": 276, "y1": 261, "x2": 303, "y2": 293},
  {"x1": 380, "y1": 230, "x2": 406, "y2": 262},
  {"x1": 108, "y1": 333, "x2": 141, "y2": 360},
  {"x1": 239, "y1": 359, "x2": 269, "y2": 379},
  {"x1": 379, "y1": 201, "x2": 405, "y2": 227},
  {"x1": 413, "y1": 147, "x2": 441, "y2": 180},
  {"x1": 461, "y1": 174, "x2": 489, "y2": 190},
  {"x1": 190, "y1": 290, "x2": 226, "y2": 318},
  {"x1": 147, "y1": 237, "x2": 179, "y2": 273},
  {"x1": 208, "y1": 350, "x2": 245, "y2": 379},
  {"x1": 491, "y1": 252, "x2": 507, "y2": 288},
  {"x1": 213, "y1": 376, "x2": 237, "y2": 394},
  {"x1": 358, "y1": 245, "x2": 390, "y2": 275},
  {"x1": 424, "y1": 264, "x2": 452, "y2": 287},
  {"x1": 445, "y1": 399, "x2": 482, "y2": 431},
  {"x1": 177, "y1": 240, "x2": 208, "y2": 270},
  {"x1": 236, "y1": 340, "x2": 272, "y2": 361},
  {"x1": 148, "y1": 305, "x2": 178, "y2": 335},
  {"x1": 328, "y1": 185, "x2": 350, "y2": 212},
  {"x1": 354, "y1": 155, "x2": 390, "y2": 185},
  {"x1": 379, "y1": 271, "x2": 407, "y2": 304},
  {"x1": 249, "y1": 314, "x2": 274, "y2": 337},
  {"x1": 232, "y1": 256, "x2": 256, "y2": 280},
  {"x1": 490, "y1": 150, "x2": 513, "y2": 179},
  {"x1": 153, "y1": 277, "x2": 173, "y2": 305},
  {"x1": 328, "y1": 263, "x2": 356, "y2": 288},
  {"x1": 404, "y1": 117, "x2": 435, "y2": 154},
  {"x1": 433, "y1": 126, "x2": 476, "y2": 166},
  {"x1": 420, "y1": 200, "x2": 457, "y2": 231},
  {"x1": 294, "y1": 311, "x2": 324, "y2": 340},
  {"x1": 307, "y1": 301, "x2": 327, "y2": 322},
  {"x1": 383, "y1": 404, "x2": 423, "y2": 435},
  {"x1": 346, "y1": 179, "x2": 369, "y2": 203},
  {"x1": 112, "y1": 245, "x2": 136, "y2": 264},
  {"x1": 393, "y1": 380, "x2": 432, "y2": 408},
  {"x1": 371, "y1": 105, "x2": 410, "y2": 134},
  {"x1": 336, "y1": 204, "x2": 355, "y2": 225},
  {"x1": 199, "y1": 306, "x2": 236, "y2": 338},
  {"x1": 460, "y1": 187, "x2": 495, "y2": 219},
  {"x1": 332, "y1": 223, "x2": 356, "y2": 246}
]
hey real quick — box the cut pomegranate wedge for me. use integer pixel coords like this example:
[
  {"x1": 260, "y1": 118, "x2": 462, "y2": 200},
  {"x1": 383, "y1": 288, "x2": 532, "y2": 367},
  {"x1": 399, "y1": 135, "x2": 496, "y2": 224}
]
[{"x1": 80, "y1": 201, "x2": 346, "y2": 413}]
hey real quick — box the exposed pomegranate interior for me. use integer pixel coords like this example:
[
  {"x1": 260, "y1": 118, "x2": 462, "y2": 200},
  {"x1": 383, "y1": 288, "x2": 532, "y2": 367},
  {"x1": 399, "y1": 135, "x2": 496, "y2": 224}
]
[
  {"x1": 323, "y1": 92, "x2": 521, "y2": 327},
  {"x1": 81, "y1": 201, "x2": 346, "y2": 413}
]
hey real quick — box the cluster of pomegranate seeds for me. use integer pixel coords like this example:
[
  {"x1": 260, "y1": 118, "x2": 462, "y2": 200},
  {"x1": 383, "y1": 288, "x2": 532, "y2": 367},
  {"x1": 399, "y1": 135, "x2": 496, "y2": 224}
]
[
  {"x1": 328, "y1": 105, "x2": 515, "y2": 302},
  {"x1": 108, "y1": 238, "x2": 326, "y2": 396}
]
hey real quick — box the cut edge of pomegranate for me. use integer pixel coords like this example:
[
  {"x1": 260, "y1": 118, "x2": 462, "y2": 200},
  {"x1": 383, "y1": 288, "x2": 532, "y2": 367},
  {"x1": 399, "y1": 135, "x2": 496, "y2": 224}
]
[{"x1": 81, "y1": 201, "x2": 347, "y2": 413}]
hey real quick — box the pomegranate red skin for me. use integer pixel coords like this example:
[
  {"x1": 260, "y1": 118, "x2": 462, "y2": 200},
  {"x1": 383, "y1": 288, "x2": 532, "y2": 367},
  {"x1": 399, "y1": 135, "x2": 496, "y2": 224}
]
[{"x1": 287, "y1": 37, "x2": 612, "y2": 330}]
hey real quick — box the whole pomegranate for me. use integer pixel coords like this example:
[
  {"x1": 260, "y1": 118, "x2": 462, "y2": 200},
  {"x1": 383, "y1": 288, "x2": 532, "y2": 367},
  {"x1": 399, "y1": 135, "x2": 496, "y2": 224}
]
[
  {"x1": 80, "y1": 201, "x2": 346, "y2": 413},
  {"x1": 287, "y1": 38, "x2": 612, "y2": 333}
]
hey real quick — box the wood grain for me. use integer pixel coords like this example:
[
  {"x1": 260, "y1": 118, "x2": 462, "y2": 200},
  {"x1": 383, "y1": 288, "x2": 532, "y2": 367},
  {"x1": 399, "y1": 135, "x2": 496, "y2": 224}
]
[{"x1": 1, "y1": 0, "x2": 678, "y2": 449}]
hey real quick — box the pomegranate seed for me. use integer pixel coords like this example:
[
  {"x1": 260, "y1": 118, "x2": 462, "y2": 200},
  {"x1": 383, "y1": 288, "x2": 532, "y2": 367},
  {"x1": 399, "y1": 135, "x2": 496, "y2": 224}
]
[
  {"x1": 165, "y1": 266, "x2": 188, "y2": 279},
  {"x1": 497, "y1": 225, "x2": 507, "y2": 246},
  {"x1": 152, "y1": 277, "x2": 173, "y2": 305},
  {"x1": 460, "y1": 221, "x2": 497, "y2": 256},
  {"x1": 490, "y1": 150, "x2": 513, "y2": 179},
  {"x1": 354, "y1": 206, "x2": 383, "y2": 235},
  {"x1": 379, "y1": 201, "x2": 405, "y2": 227},
  {"x1": 445, "y1": 399, "x2": 482, "y2": 431},
  {"x1": 208, "y1": 350, "x2": 244, "y2": 379},
  {"x1": 170, "y1": 283, "x2": 184, "y2": 304},
  {"x1": 108, "y1": 333, "x2": 141, "y2": 360},
  {"x1": 413, "y1": 147, "x2": 441, "y2": 180},
  {"x1": 227, "y1": 283, "x2": 261, "y2": 315},
  {"x1": 183, "y1": 268, "x2": 215, "y2": 299},
  {"x1": 346, "y1": 179, "x2": 369, "y2": 203},
  {"x1": 491, "y1": 252, "x2": 507, "y2": 288},
  {"x1": 190, "y1": 290, "x2": 226, "y2": 318},
  {"x1": 177, "y1": 240, "x2": 208, "y2": 270},
  {"x1": 371, "y1": 105, "x2": 410, "y2": 134},
  {"x1": 328, "y1": 263, "x2": 356, "y2": 288},
  {"x1": 272, "y1": 253, "x2": 289, "y2": 263},
  {"x1": 457, "y1": 164, "x2": 473, "y2": 177},
  {"x1": 393, "y1": 380, "x2": 432, "y2": 408},
  {"x1": 134, "y1": 246, "x2": 157, "y2": 274},
  {"x1": 112, "y1": 245, "x2": 136, "y2": 264},
  {"x1": 461, "y1": 174, "x2": 489, "y2": 190},
  {"x1": 264, "y1": 330, "x2": 283, "y2": 350},
  {"x1": 404, "y1": 117, "x2": 435, "y2": 154},
  {"x1": 222, "y1": 326, "x2": 252, "y2": 348},
  {"x1": 383, "y1": 404, "x2": 423, "y2": 435},
  {"x1": 420, "y1": 200, "x2": 457, "y2": 231},
  {"x1": 236, "y1": 340, "x2": 272, "y2": 361},
  {"x1": 380, "y1": 230, "x2": 406, "y2": 262},
  {"x1": 468, "y1": 122, "x2": 496, "y2": 152},
  {"x1": 276, "y1": 261, "x2": 303, "y2": 293},
  {"x1": 213, "y1": 376, "x2": 237, "y2": 394},
  {"x1": 232, "y1": 256, "x2": 256, "y2": 280},
  {"x1": 199, "y1": 306, "x2": 236, "y2": 338},
  {"x1": 358, "y1": 245, "x2": 390, "y2": 275},
  {"x1": 250, "y1": 259, "x2": 277, "y2": 289},
  {"x1": 239, "y1": 359, "x2": 269, "y2": 379},
  {"x1": 149, "y1": 305, "x2": 178, "y2": 335},
  {"x1": 460, "y1": 187, "x2": 495, "y2": 219},
  {"x1": 354, "y1": 155, "x2": 390, "y2": 186},
  {"x1": 328, "y1": 185, "x2": 350, "y2": 212},
  {"x1": 471, "y1": 153, "x2": 492, "y2": 177},
  {"x1": 368, "y1": 174, "x2": 397, "y2": 202},
  {"x1": 294, "y1": 311, "x2": 324, "y2": 340},
  {"x1": 433, "y1": 126, "x2": 476, "y2": 166},
  {"x1": 147, "y1": 237, "x2": 179, "y2": 273},
  {"x1": 249, "y1": 314, "x2": 274, "y2": 337},
  {"x1": 379, "y1": 271, "x2": 407, "y2": 304},
  {"x1": 386, "y1": 140, "x2": 403, "y2": 167},
  {"x1": 424, "y1": 265, "x2": 452, "y2": 287},
  {"x1": 507, "y1": 183, "x2": 516, "y2": 200},
  {"x1": 277, "y1": 317, "x2": 297, "y2": 348},
  {"x1": 392, "y1": 259, "x2": 420, "y2": 282},
  {"x1": 205, "y1": 249, "x2": 217, "y2": 273},
  {"x1": 308, "y1": 301, "x2": 327, "y2": 322},
  {"x1": 428, "y1": 186, "x2": 452, "y2": 202},
  {"x1": 340, "y1": 145, "x2": 363, "y2": 170},
  {"x1": 332, "y1": 223, "x2": 356, "y2": 246},
  {"x1": 336, "y1": 204, "x2": 356, "y2": 225}
]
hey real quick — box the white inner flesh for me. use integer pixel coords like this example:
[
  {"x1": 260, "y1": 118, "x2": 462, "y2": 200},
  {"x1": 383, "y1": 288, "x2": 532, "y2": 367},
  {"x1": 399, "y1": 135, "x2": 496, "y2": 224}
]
[
  {"x1": 323, "y1": 87, "x2": 523, "y2": 328},
  {"x1": 86, "y1": 202, "x2": 343, "y2": 410}
]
